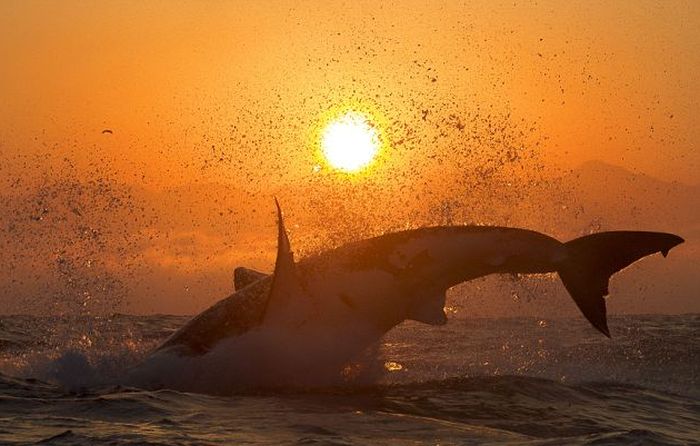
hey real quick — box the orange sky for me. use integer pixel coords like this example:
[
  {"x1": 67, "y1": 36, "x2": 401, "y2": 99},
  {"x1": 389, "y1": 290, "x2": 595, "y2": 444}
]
[
  {"x1": 0, "y1": 1, "x2": 698, "y2": 315},
  {"x1": 1, "y1": 0, "x2": 698, "y2": 188}
]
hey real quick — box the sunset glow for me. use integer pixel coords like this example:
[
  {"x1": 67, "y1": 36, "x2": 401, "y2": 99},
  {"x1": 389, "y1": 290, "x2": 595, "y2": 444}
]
[
  {"x1": 0, "y1": 2, "x2": 696, "y2": 442},
  {"x1": 0, "y1": 1, "x2": 697, "y2": 317},
  {"x1": 321, "y1": 111, "x2": 380, "y2": 172}
]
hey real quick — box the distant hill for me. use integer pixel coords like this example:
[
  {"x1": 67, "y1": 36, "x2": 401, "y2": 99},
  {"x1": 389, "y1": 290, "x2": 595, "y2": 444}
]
[{"x1": 559, "y1": 160, "x2": 699, "y2": 236}]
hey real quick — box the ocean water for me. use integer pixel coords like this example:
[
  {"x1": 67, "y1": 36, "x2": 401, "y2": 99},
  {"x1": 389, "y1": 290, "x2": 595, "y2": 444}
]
[{"x1": 0, "y1": 314, "x2": 697, "y2": 445}]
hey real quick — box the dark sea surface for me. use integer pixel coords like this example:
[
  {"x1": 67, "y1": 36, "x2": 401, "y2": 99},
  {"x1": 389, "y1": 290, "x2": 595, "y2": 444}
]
[{"x1": 0, "y1": 314, "x2": 697, "y2": 445}]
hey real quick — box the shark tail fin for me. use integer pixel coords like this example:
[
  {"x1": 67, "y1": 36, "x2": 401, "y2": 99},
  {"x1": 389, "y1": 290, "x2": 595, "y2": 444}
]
[{"x1": 558, "y1": 231, "x2": 683, "y2": 337}]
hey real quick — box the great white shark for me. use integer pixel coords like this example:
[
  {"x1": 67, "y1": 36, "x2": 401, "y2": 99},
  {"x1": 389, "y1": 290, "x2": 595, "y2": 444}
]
[{"x1": 151, "y1": 201, "x2": 683, "y2": 382}]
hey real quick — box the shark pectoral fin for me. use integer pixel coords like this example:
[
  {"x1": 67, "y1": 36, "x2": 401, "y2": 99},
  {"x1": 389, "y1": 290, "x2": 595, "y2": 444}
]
[
  {"x1": 263, "y1": 199, "x2": 313, "y2": 327},
  {"x1": 234, "y1": 267, "x2": 269, "y2": 290},
  {"x1": 408, "y1": 292, "x2": 448, "y2": 326}
]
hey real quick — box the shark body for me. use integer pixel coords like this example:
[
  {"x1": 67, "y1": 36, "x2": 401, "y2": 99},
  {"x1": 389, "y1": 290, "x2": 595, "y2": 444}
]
[{"x1": 153, "y1": 202, "x2": 683, "y2": 382}]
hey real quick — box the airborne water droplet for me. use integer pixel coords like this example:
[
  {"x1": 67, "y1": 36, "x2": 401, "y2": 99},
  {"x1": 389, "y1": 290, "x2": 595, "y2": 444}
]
[
  {"x1": 511, "y1": 290, "x2": 520, "y2": 302},
  {"x1": 384, "y1": 361, "x2": 403, "y2": 372}
]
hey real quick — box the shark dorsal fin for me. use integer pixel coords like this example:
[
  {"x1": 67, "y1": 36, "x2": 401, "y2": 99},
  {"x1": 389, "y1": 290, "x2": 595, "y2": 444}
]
[
  {"x1": 273, "y1": 197, "x2": 294, "y2": 276},
  {"x1": 263, "y1": 199, "x2": 311, "y2": 327}
]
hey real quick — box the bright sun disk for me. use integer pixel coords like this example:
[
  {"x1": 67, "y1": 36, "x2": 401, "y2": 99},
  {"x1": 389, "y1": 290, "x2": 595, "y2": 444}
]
[{"x1": 321, "y1": 111, "x2": 380, "y2": 172}]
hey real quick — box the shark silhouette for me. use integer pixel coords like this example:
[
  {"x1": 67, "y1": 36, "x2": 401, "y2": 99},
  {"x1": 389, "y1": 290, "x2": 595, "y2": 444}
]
[{"x1": 153, "y1": 200, "x2": 683, "y2": 375}]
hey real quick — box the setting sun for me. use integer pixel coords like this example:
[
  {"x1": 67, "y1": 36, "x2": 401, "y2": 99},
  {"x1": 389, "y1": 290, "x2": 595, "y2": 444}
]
[{"x1": 321, "y1": 111, "x2": 380, "y2": 172}]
